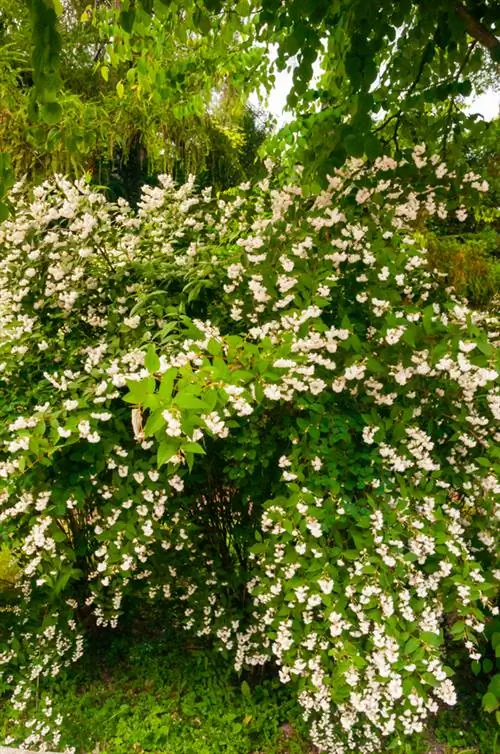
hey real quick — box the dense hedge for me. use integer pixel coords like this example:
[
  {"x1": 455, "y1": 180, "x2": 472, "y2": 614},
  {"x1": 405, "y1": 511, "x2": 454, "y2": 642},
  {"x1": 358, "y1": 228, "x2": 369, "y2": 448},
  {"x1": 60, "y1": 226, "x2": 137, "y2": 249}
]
[{"x1": 0, "y1": 151, "x2": 498, "y2": 753}]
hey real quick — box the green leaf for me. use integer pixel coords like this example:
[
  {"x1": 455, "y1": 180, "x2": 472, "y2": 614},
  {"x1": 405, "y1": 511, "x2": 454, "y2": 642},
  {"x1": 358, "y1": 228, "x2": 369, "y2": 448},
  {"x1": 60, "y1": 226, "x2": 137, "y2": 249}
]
[
  {"x1": 182, "y1": 442, "x2": 205, "y2": 455},
  {"x1": 344, "y1": 132, "x2": 365, "y2": 158},
  {"x1": 145, "y1": 344, "x2": 160, "y2": 374},
  {"x1": 366, "y1": 358, "x2": 384, "y2": 374},
  {"x1": 52, "y1": 567, "x2": 83, "y2": 597},
  {"x1": 404, "y1": 637, "x2": 420, "y2": 654},
  {"x1": 476, "y1": 457, "x2": 490, "y2": 468},
  {"x1": 157, "y1": 441, "x2": 179, "y2": 467},
  {"x1": 124, "y1": 377, "x2": 155, "y2": 404},
  {"x1": 471, "y1": 660, "x2": 482, "y2": 676},
  {"x1": 101, "y1": 65, "x2": 109, "y2": 82},
  {"x1": 482, "y1": 691, "x2": 498, "y2": 713},
  {"x1": 116, "y1": 80, "x2": 125, "y2": 98},
  {"x1": 119, "y1": 9, "x2": 136, "y2": 33},
  {"x1": 206, "y1": 339, "x2": 222, "y2": 356},
  {"x1": 451, "y1": 620, "x2": 465, "y2": 637},
  {"x1": 422, "y1": 306, "x2": 434, "y2": 334},
  {"x1": 482, "y1": 658, "x2": 494, "y2": 674},
  {"x1": 143, "y1": 410, "x2": 166, "y2": 436},
  {"x1": 364, "y1": 133, "x2": 381, "y2": 160},
  {"x1": 159, "y1": 368, "x2": 177, "y2": 400},
  {"x1": 477, "y1": 339, "x2": 494, "y2": 357},
  {"x1": 421, "y1": 631, "x2": 442, "y2": 647},
  {"x1": 40, "y1": 101, "x2": 62, "y2": 124},
  {"x1": 175, "y1": 393, "x2": 208, "y2": 410},
  {"x1": 487, "y1": 674, "x2": 500, "y2": 697},
  {"x1": 197, "y1": 13, "x2": 211, "y2": 34}
]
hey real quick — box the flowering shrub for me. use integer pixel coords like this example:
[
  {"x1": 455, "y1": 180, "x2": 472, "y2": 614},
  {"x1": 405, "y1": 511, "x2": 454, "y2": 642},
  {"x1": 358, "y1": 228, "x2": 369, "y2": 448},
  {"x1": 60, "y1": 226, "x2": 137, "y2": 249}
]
[{"x1": 0, "y1": 151, "x2": 498, "y2": 753}]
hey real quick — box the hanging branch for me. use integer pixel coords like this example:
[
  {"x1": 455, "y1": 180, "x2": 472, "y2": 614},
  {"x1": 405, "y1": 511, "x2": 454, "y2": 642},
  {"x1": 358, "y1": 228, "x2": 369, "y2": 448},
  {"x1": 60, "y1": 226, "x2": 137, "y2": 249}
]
[
  {"x1": 377, "y1": 42, "x2": 433, "y2": 150},
  {"x1": 455, "y1": 3, "x2": 500, "y2": 60},
  {"x1": 441, "y1": 40, "x2": 478, "y2": 156}
]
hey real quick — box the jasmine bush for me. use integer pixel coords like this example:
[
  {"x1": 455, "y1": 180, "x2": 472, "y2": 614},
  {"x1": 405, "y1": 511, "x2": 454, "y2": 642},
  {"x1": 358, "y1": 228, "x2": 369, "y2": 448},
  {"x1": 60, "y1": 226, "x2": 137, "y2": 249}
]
[{"x1": 0, "y1": 149, "x2": 498, "y2": 753}]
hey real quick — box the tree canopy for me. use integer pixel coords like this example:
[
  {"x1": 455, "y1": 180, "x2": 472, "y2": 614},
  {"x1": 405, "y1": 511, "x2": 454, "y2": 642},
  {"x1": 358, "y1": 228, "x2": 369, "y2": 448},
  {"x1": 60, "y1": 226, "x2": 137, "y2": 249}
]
[
  {"x1": 0, "y1": 0, "x2": 269, "y2": 206},
  {"x1": 0, "y1": 0, "x2": 497, "y2": 217},
  {"x1": 22, "y1": 2, "x2": 500, "y2": 145}
]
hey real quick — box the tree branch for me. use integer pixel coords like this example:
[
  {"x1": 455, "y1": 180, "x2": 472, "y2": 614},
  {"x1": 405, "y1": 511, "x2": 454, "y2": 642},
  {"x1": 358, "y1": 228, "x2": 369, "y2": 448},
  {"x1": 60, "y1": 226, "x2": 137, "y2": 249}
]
[
  {"x1": 442, "y1": 40, "x2": 478, "y2": 156},
  {"x1": 455, "y1": 3, "x2": 500, "y2": 59},
  {"x1": 377, "y1": 42, "x2": 433, "y2": 150}
]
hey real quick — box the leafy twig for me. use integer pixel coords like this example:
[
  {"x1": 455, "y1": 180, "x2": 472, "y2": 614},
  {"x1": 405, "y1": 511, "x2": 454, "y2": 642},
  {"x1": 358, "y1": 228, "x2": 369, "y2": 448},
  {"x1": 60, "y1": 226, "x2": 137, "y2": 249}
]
[
  {"x1": 378, "y1": 42, "x2": 433, "y2": 150},
  {"x1": 441, "y1": 40, "x2": 477, "y2": 156}
]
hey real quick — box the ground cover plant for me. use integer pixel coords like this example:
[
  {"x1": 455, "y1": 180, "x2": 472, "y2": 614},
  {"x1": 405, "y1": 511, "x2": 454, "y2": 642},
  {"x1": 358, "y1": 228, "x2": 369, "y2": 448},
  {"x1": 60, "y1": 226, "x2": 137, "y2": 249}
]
[
  {"x1": 0, "y1": 147, "x2": 498, "y2": 753},
  {"x1": 0, "y1": 622, "x2": 312, "y2": 754},
  {"x1": 0, "y1": 618, "x2": 496, "y2": 754}
]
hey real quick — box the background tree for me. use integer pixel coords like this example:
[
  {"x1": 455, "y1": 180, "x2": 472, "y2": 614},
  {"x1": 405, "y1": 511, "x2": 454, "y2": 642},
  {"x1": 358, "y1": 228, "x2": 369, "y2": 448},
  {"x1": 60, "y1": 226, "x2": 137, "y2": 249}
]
[
  {"x1": 17, "y1": 0, "x2": 500, "y2": 172},
  {"x1": 2, "y1": 0, "x2": 498, "y2": 211},
  {"x1": 0, "y1": 0, "x2": 269, "y2": 204}
]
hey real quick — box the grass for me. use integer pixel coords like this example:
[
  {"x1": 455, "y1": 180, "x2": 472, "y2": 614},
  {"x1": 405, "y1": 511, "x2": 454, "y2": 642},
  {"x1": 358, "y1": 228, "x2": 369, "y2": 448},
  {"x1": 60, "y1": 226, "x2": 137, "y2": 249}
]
[{"x1": 0, "y1": 620, "x2": 497, "y2": 754}]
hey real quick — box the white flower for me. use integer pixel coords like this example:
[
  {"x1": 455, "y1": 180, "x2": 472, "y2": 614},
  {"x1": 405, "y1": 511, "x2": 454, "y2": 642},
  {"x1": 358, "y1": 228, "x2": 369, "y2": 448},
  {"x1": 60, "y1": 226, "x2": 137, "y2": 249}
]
[
  {"x1": 356, "y1": 188, "x2": 371, "y2": 204},
  {"x1": 168, "y1": 475, "x2": 184, "y2": 492},
  {"x1": 459, "y1": 340, "x2": 476, "y2": 353},
  {"x1": 318, "y1": 577, "x2": 333, "y2": 594},
  {"x1": 123, "y1": 315, "x2": 141, "y2": 329},
  {"x1": 201, "y1": 411, "x2": 228, "y2": 437},
  {"x1": 387, "y1": 678, "x2": 403, "y2": 700},
  {"x1": 385, "y1": 326, "x2": 405, "y2": 345},
  {"x1": 162, "y1": 410, "x2": 182, "y2": 437},
  {"x1": 434, "y1": 679, "x2": 457, "y2": 706},
  {"x1": 263, "y1": 384, "x2": 282, "y2": 400},
  {"x1": 306, "y1": 518, "x2": 322, "y2": 538},
  {"x1": 362, "y1": 426, "x2": 377, "y2": 444},
  {"x1": 78, "y1": 420, "x2": 90, "y2": 437},
  {"x1": 345, "y1": 364, "x2": 366, "y2": 380}
]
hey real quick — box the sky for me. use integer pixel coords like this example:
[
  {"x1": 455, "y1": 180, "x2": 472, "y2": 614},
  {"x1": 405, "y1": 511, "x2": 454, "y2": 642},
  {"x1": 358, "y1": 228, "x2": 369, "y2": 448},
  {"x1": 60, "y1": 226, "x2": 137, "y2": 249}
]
[{"x1": 254, "y1": 68, "x2": 500, "y2": 128}]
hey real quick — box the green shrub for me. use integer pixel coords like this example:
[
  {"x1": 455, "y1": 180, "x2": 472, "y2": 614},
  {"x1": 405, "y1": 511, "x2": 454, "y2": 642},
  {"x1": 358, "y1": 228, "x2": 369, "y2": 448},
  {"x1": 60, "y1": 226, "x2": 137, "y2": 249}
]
[
  {"x1": 0, "y1": 149, "x2": 498, "y2": 754},
  {"x1": 0, "y1": 544, "x2": 19, "y2": 594},
  {"x1": 426, "y1": 232, "x2": 499, "y2": 308}
]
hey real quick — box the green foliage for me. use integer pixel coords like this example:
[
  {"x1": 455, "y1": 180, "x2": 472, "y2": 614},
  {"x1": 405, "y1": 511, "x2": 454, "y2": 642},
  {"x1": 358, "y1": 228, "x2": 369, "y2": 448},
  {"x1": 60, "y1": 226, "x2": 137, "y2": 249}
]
[
  {"x1": 0, "y1": 626, "x2": 496, "y2": 753},
  {"x1": 0, "y1": 0, "x2": 267, "y2": 199},
  {"x1": 260, "y1": 0, "x2": 499, "y2": 172},
  {"x1": 421, "y1": 118, "x2": 499, "y2": 309},
  {"x1": 0, "y1": 627, "x2": 309, "y2": 754},
  {"x1": 2, "y1": 1, "x2": 498, "y2": 214},
  {"x1": 426, "y1": 232, "x2": 499, "y2": 308},
  {"x1": 11, "y1": 0, "x2": 500, "y2": 184},
  {"x1": 470, "y1": 615, "x2": 500, "y2": 724},
  {"x1": 0, "y1": 151, "x2": 14, "y2": 221},
  {"x1": 0, "y1": 545, "x2": 19, "y2": 595},
  {"x1": 29, "y1": 0, "x2": 63, "y2": 117}
]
